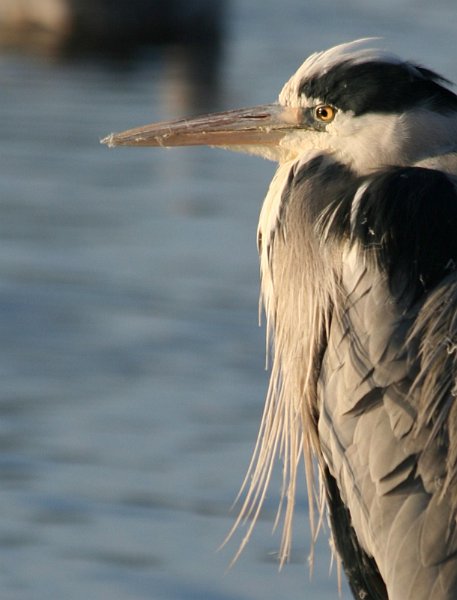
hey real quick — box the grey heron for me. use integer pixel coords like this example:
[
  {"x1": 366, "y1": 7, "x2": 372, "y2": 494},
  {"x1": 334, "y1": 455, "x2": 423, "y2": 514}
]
[{"x1": 102, "y1": 39, "x2": 457, "y2": 599}]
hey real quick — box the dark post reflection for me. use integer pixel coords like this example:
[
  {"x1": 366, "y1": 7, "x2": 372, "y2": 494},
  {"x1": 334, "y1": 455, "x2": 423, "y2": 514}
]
[{"x1": 0, "y1": 0, "x2": 227, "y2": 112}]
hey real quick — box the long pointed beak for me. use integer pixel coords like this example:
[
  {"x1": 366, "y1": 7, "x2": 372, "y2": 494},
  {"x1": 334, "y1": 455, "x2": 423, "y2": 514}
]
[{"x1": 101, "y1": 104, "x2": 304, "y2": 148}]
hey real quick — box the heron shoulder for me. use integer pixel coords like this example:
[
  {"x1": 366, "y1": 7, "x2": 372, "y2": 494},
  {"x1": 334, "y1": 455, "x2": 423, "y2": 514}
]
[{"x1": 324, "y1": 163, "x2": 457, "y2": 305}]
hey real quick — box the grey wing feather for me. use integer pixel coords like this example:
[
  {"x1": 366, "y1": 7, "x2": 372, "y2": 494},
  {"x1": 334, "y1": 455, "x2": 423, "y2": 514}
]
[{"x1": 318, "y1": 168, "x2": 457, "y2": 599}]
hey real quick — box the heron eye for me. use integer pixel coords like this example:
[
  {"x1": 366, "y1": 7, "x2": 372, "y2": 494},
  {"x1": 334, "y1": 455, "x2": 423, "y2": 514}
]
[{"x1": 314, "y1": 105, "x2": 336, "y2": 123}]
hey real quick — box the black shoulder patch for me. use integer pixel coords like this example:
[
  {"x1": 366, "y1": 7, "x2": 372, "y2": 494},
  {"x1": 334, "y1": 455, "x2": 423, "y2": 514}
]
[
  {"x1": 349, "y1": 167, "x2": 457, "y2": 304},
  {"x1": 269, "y1": 156, "x2": 358, "y2": 260},
  {"x1": 300, "y1": 61, "x2": 457, "y2": 115},
  {"x1": 287, "y1": 155, "x2": 357, "y2": 222}
]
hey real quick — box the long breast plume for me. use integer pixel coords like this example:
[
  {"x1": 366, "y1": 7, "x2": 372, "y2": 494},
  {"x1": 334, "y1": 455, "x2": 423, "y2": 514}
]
[{"x1": 226, "y1": 158, "x2": 339, "y2": 566}]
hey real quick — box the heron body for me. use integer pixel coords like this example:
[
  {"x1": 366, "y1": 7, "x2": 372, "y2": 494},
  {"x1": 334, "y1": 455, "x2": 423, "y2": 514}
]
[{"x1": 103, "y1": 40, "x2": 457, "y2": 599}]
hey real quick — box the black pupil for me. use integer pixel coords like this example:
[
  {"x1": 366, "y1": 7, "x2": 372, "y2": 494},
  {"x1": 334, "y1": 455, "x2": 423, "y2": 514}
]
[{"x1": 319, "y1": 107, "x2": 329, "y2": 119}]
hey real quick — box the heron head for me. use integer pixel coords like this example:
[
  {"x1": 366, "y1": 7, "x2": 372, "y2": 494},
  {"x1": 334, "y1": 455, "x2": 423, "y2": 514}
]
[
  {"x1": 102, "y1": 39, "x2": 457, "y2": 174},
  {"x1": 277, "y1": 39, "x2": 457, "y2": 172}
]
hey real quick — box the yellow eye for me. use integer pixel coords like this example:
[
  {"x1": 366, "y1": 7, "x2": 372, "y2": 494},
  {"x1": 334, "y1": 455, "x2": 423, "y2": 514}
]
[{"x1": 314, "y1": 105, "x2": 336, "y2": 123}]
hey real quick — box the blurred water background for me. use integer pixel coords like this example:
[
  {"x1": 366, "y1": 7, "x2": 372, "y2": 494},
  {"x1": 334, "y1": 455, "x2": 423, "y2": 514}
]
[{"x1": 1, "y1": 0, "x2": 456, "y2": 598}]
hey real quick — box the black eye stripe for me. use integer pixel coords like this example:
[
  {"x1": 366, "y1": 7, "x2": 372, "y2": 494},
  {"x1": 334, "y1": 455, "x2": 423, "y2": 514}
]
[{"x1": 299, "y1": 61, "x2": 457, "y2": 116}]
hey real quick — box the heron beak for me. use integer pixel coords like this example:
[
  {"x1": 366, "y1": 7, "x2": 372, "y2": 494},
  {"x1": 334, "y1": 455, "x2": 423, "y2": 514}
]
[{"x1": 101, "y1": 104, "x2": 303, "y2": 149}]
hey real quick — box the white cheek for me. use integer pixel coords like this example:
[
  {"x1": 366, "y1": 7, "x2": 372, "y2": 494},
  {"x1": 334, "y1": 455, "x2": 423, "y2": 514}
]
[
  {"x1": 328, "y1": 112, "x2": 404, "y2": 173},
  {"x1": 326, "y1": 109, "x2": 457, "y2": 174}
]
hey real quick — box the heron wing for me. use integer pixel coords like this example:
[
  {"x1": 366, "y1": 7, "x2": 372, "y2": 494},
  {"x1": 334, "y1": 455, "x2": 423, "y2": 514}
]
[{"x1": 318, "y1": 164, "x2": 457, "y2": 599}]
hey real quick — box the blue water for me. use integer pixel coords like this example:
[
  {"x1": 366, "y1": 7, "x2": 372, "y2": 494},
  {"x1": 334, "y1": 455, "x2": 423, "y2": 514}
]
[{"x1": 1, "y1": 1, "x2": 456, "y2": 598}]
